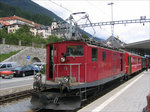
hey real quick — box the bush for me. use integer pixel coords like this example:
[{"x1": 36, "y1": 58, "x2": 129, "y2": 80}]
[{"x1": 40, "y1": 65, "x2": 46, "y2": 75}]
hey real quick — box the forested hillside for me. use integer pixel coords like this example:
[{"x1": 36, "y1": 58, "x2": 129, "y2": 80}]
[
  {"x1": 0, "y1": 1, "x2": 52, "y2": 25},
  {"x1": 0, "y1": 0, "x2": 104, "y2": 42},
  {"x1": 0, "y1": 0, "x2": 63, "y2": 22}
]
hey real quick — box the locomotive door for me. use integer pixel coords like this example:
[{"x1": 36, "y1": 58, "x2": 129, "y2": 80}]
[
  {"x1": 113, "y1": 53, "x2": 116, "y2": 74},
  {"x1": 128, "y1": 56, "x2": 131, "y2": 75},
  {"x1": 120, "y1": 53, "x2": 123, "y2": 71},
  {"x1": 49, "y1": 45, "x2": 53, "y2": 79}
]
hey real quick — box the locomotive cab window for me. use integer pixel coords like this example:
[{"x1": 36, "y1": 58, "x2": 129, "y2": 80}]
[
  {"x1": 66, "y1": 45, "x2": 84, "y2": 56},
  {"x1": 103, "y1": 51, "x2": 106, "y2": 61},
  {"x1": 92, "y1": 48, "x2": 97, "y2": 61}
]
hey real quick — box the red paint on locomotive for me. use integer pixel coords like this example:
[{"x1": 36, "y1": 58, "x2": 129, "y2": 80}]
[{"x1": 46, "y1": 41, "x2": 126, "y2": 83}]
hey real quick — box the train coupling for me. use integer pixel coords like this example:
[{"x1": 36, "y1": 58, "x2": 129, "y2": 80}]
[{"x1": 30, "y1": 92, "x2": 81, "y2": 110}]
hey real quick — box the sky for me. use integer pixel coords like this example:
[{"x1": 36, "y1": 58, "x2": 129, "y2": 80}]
[{"x1": 32, "y1": 0, "x2": 150, "y2": 43}]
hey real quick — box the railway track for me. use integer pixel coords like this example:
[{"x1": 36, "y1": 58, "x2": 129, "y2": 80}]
[{"x1": 0, "y1": 89, "x2": 34, "y2": 104}]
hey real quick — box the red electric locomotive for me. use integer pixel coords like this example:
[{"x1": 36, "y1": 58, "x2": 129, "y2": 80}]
[
  {"x1": 31, "y1": 40, "x2": 127, "y2": 110},
  {"x1": 31, "y1": 40, "x2": 146, "y2": 110}
]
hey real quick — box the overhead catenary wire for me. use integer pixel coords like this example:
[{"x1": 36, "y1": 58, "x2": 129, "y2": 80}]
[
  {"x1": 86, "y1": 0, "x2": 113, "y2": 36},
  {"x1": 47, "y1": 0, "x2": 97, "y2": 39},
  {"x1": 86, "y1": 0, "x2": 110, "y2": 22},
  {"x1": 48, "y1": 0, "x2": 73, "y2": 14},
  {"x1": 47, "y1": 1, "x2": 150, "y2": 41}
]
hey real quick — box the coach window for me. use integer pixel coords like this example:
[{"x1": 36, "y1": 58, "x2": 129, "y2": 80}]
[
  {"x1": 92, "y1": 48, "x2": 97, "y2": 61},
  {"x1": 103, "y1": 51, "x2": 106, "y2": 61}
]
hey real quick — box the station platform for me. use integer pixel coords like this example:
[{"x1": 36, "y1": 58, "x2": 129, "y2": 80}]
[{"x1": 78, "y1": 70, "x2": 150, "y2": 112}]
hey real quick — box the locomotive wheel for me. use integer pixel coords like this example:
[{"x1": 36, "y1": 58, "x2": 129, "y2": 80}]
[{"x1": 124, "y1": 75, "x2": 129, "y2": 80}]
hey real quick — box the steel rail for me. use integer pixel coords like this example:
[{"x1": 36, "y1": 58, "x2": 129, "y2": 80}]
[{"x1": 0, "y1": 89, "x2": 34, "y2": 104}]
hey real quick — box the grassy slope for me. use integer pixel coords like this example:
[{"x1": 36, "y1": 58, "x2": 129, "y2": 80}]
[{"x1": 0, "y1": 50, "x2": 20, "y2": 62}]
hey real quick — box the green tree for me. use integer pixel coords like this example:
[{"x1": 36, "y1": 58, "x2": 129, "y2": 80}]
[
  {"x1": 15, "y1": 25, "x2": 33, "y2": 45},
  {"x1": 16, "y1": 24, "x2": 31, "y2": 34},
  {"x1": 0, "y1": 28, "x2": 7, "y2": 39},
  {"x1": 0, "y1": 2, "x2": 53, "y2": 26},
  {"x1": 82, "y1": 34, "x2": 90, "y2": 39},
  {"x1": 47, "y1": 35, "x2": 64, "y2": 44}
]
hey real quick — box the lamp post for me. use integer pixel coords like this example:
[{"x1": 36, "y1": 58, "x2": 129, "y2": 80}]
[{"x1": 108, "y1": 2, "x2": 114, "y2": 36}]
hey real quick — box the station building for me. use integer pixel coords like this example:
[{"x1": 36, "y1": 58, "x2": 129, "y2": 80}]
[{"x1": 0, "y1": 15, "x2": 52, "y2": 38}]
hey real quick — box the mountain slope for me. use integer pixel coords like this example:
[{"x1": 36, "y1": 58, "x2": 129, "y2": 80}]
[
  {"x1": 0, "y1": 0, "x2": 105, "y2": 41},
  {"x1": 0, "y1": 0, "x2": 64, "y2": 22},
  {"x1": 0, "y1": 2, "x2": 53, "y2": 25}
]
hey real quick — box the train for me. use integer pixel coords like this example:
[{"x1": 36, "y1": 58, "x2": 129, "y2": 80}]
[{"x1": 31, "y1": 40, "x2": 149, "y2": 110}]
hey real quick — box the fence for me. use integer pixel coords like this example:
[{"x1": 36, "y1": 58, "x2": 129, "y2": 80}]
[{"x1": 0, "y1": 38, "x2": 45, "y2": 48}]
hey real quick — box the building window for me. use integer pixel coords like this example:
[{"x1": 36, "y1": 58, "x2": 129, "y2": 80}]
[
  {"x1": 92, "y1": 48, "x2": 97, "y2": 61},
  {"x1": 103, "y1": 51, "x2": 106, "y2": 61}
]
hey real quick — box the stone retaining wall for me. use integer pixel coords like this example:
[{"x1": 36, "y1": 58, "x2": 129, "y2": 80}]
[
  {"x1": 0, "y1": 44, "x2": 26, "y2": 54},
  {"x1": 1, "y1": 44, "x2": 46, "y2": 66}
]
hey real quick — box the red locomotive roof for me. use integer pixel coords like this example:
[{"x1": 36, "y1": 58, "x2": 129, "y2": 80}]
[{"x1": 46, "y1": 40, "x2": 87, "y2": 46}]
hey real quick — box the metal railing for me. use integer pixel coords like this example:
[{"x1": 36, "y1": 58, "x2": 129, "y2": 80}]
[
  {"x1": 54, "y1": 63, "x2": 82, "y2": 82},
  {"x1": 0, "y1": 38, "x2": 45, "y2": 48}
]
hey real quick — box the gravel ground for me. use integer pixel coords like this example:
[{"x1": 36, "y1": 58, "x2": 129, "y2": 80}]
[{"x1": 0, "y1": 97, "x2": 35, "y2": 112}]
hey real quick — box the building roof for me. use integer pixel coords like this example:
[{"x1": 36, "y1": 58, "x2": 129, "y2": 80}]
[
  {"x1": 7, "y1": 22, "x2": 35, "y2": 28},
  {"x1": 125, "y1": 39, "x2": 150, "y2": 55},
  {"x1": 0, "y1": 15, "x2": 40, "y2": 27},
  {"x1": 125, "y1": 39, "x2": 150, "y2": 49},
  {"x1": 106, "y1": 36, "x2": 125, "y2": 48},
  {"x1": 0, "y1": 20, "x2": 10, "y2": 26}
]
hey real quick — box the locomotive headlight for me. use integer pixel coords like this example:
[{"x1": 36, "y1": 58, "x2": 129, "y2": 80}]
[
  {"x1": 61, "y1": 57, "x2": 66, "y2": 63},
  {"x1": 63, "y1": 76, "x2": 69, "y2": 83}
]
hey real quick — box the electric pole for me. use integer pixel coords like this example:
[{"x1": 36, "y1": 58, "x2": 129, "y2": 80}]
[{"x1": 108, "y1": 2, "x2": 114, "y2": 36}]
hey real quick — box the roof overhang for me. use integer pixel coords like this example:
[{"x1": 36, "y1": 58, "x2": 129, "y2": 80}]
[{"x1": 125, "y1": 39, "x2": 150, "y2": 55}]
